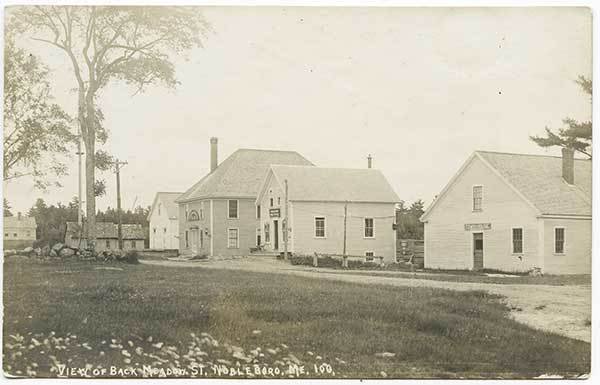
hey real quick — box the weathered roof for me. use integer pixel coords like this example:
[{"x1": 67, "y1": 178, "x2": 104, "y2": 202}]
[
  {"x1": 149, "y1": 192, "x2": 182, "y2": 220},
  {"x1": 3, "y1": 216, "x2": 37, "y2": 229},
  {"x1": 265, "y1": 165, "x2": 401, "y2": 203},
  {"x1": 477, "y1": 151, "x2": 592, "y2": 216},
  {"x1": 66, "y1": 222, "x2": 145, "y2": 239},
  {"x1": 177, "y1": 149, "x2": 313, "y2": 202}
]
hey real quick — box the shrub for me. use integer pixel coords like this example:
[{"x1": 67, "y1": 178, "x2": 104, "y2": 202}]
[
  {"x1": 122, "y1": 250, "x2": 140, "y2": 264},
  {"x1": 190, "y1": 253, "x2": 208, "y2": 260}
]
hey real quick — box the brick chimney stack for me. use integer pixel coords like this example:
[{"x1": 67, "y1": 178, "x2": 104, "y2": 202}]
[
  {"x1": 562, "y1": 147, "x2": 575, "y2": 185},
  {"x1": 210, "y1": 137, "x2": 218, "y2": 173},
  {"x1": 17, "y1": 212, "x2": 22, "y2": 220},
  {"x1": 367, "y1": 154, "x2": 372, "y2": 169}
]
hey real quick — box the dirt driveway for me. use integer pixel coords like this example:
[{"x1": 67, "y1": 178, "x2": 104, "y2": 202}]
[{"x1": 141, "y1": 258, "x2": 591, "y2": 342}]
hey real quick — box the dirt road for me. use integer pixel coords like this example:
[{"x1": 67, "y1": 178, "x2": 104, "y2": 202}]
[{"x1": 141, "y1": 258, "x2": 591, "y2": 342}]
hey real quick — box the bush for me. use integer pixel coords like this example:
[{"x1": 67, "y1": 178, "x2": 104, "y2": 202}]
[
  {"x1": 190, "y1": 253, "x2": 208, "y2": 260},
  {"x1": 122, "y1": 250, "x2": 140, "y2": 264},
  {"x1": 289, "y1": 254, "x2": 382, "y2": 269}
]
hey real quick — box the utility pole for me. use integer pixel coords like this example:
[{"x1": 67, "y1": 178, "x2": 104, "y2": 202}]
[
  {"x1": 284, "y1": 179, "x2": 289, "y2": 259},
  {"x1": 342, "y1": 201, "x2": 348, "y2": 268},
  {"x1": 114, "y1": 158, "x2": 128, "y2": 250}
]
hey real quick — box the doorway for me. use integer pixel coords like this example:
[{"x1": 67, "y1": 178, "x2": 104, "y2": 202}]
[
  {"x1": 473, "y1": 232, "x2": 484, "y2": 270},
  {"x1": 273, "y1": 220, "x2": 279, "y2": 250}
]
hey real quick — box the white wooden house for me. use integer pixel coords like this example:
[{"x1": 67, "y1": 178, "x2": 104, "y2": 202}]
[
  {"x1": 256, "y1": 165, "x2": 400, "y2": 262},
  {"x1": 148, "y1": 192, "x2": 182, "y2": 250},
  {"x1": 420, "y1": 149, "x2": 591, "y2": 274}
]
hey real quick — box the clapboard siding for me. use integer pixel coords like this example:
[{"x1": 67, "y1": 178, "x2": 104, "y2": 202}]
[
  {"x1": 424, "y1": 156, "x2": 540, "y2": 272},
  {"x1": 542, "y1": 218, "x2": 592, "y2": 274},
  {"x1": 149, "y1": 195, "x2": 179, "y2": 250}
]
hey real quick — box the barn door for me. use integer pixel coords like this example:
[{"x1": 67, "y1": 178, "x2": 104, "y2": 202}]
[{"x1": 473, "y1": 232, "x2": 484, "y2": 270}]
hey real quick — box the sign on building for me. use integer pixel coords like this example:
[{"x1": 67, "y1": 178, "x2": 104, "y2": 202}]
[
  {"x1": 464, "y1": 223, "x2": 492, "y2": 231},
  {"x1": 269, "y1": 208, "x2": 281, "y2": 218}
]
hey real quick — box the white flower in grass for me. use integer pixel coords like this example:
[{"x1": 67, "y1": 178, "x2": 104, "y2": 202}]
[
  {"x1": 147, "y1": 336, "x2": 153, "y2": 342},
  {"x1": 124, "y1": 358, "x2": 131, "y2": 364},
  {"x1": 122, "y1": 350, "x2": 131, "y2": 357},
  {"x1": 128, "y1": 341, "x2": 134, "y2": 347},
  {"x1": 135, "y1": 347, "x2": 143, "y2": 355},
  {"x1": 152, "y1": 342, "x2": 164, "y2": 349},
  {"x1": 99, "y1": 351, "x2": 105, "y2": 356}
]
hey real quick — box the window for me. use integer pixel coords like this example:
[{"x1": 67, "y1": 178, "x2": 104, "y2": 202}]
[
  {"x1": 106, "y1": 240, "x2": 111, "y2": 248},
  {"x1": 473, "y1": 185, "x2": 483, "y2": 211},
  {"x1": 227, "y1": 228, "x2": 239, "y2": 248},
  {"x1": 270, "y1": 198, "x2": 274, "y2": 207},
  {"x1": 228, "y1": 200, "x2": 239, "y2": 219},
  {"x1": 200, "y1": 201, "x2": 205, "y2": 219},
  {"x1": 315, "y1": 217, "x2": 326, "y2": 238},
  {"x1": 185, "y1": 230, "x2": 189, "y2": 248},
  {"x1": 188, "y1": 210, "x2": 200, "y2": 221},
  {"x1": 185, "y1": 204, "x2": 189, "y2": 221},
  {"x1": 364, "y1": 218, "x2": 374, "y2": 238},
  {"x1": 257, "y1": 205, "x2": 261, "y2": 219},
  {"x1": 131, "y1": 240, "x2": 137, "y2": 249},
  {"x1": 158, "y1": 203, "x2": 161, "y2": 216},
  {"x1": 365, "y1": 251, "x2": 374, "y2": 262},
  {"x1": 163, "y1": 228, "x2": 167, "y2": 233},
  {"x1": 554, "y1": 227, "x2": 565, "y2": 254},
  {"x1": 277, "y1": 197, "x2": 281, "y2": 205},
  {"x1": 13, "y1": 233, "x2": 17, "y2": 237},
  {"x1": 153, "y1": 228, "x2": 156, "y2": 234},
  {"x1": 264, "y1": 223, "x2": 270, "y2": 243},
  {"x1": 4, "y1": 233, "x2": 8, "y2": 237},
  {"x1": 512, "y1": 228, "x2": 523, "y2": 254}
]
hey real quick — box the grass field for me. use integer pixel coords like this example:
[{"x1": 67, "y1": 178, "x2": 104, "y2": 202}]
[{"x1": 3, "y1": 258, "x2": 590, "y2": 379}]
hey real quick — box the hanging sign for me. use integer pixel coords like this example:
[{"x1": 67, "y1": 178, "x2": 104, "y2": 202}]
[{"x1": 269, "y1": 208, "x2": 281, "y2": 218}]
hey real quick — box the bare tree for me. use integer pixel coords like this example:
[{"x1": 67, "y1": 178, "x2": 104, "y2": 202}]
[{"x1": 9, "y1": 6, "x2": 209, "y2": 249}]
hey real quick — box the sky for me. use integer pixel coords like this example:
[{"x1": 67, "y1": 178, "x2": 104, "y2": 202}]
[{"x1": 3, "y1": 6, "x2": 593, "y2": 215}]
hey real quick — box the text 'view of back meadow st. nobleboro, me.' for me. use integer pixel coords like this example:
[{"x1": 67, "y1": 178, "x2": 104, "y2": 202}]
[{"x1": 2, "y1": 5, "x2": 593, "y2": 380}]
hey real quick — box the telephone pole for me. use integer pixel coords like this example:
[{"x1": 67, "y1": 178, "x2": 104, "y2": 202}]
[
  {"x1": 342, "y1": 201, "x2": 348, "y2": 268},
  {"x1": 284, "y1": 179, "x2": 289, "y2": 259},
  {"x1": 114, "y1": 158, "x2": 128, "y2": 250}
]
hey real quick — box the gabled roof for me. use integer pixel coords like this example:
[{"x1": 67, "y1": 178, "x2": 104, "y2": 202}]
[
  {"x1": 421, "y1": 150, "x2": 592, "y2": 221},
  {"x1": 477, "y1": 151, "x2": 591, "y2": 216},
  {"x1": 66, "y1": 222, "x2": 145, "y2": 240},
  {"x1": 3, "y1": 216, "x2": 36, "y2": 229},
  {"x1": 259, "y1": 165, "x2": 400, "y2": 203},
  {"x1": 176, "y1": 149, "x2": 313, "y2": 203},
  {"x1": 148, "y1": 192, "x2": 182, "y2": 220}
]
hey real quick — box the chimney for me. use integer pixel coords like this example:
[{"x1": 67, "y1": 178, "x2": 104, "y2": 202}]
[
  {"x1": 17, "y1": 212, "x2": 22, "y2": 220},
  {"x1": 562, "y1": 147, "x2": 575, "y2": 185},
  {"x1": 210, "y1": 137, "x2": 218, "y2": 173},
  {"x1": 367, "y1": 154, "x2": 372, "y2": 169}
]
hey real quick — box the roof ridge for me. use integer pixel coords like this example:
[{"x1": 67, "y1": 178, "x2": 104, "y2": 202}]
[
  {"x1": 236, "y1": 148, "x2": 304, "y2": 154},
  {"x1": 476, "y1": 150, "x2": 591, "y2": 161},
  {"x1": 272, "y1": 164, "x2": 380, "y2": 171}
]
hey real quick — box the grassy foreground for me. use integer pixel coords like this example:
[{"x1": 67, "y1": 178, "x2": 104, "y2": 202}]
[{"x1": 3, "y1": 258, "x2": 590, "y2": 378}]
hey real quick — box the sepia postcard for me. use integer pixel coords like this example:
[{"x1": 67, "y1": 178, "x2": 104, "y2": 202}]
[{"x1": 1, "y1": 1, "x2": 595, "y2": 381}]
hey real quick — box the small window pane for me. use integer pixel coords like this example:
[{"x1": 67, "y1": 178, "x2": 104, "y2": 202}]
[
  {"x1": 228, "y1": 229, "x2": 239, "y2": 248},
  {"x1": 365, "y1": 251, "x2": 374, "y2": 261},
  {"x1": 473, "y1": 186, "x2": 483, "y2": 211},
  {"x1": 228, "y1": 200, "x2": 238, "y2": 219},
  {"x1": 555, "y1": 228, "x2": 565, "y2": 254},
  {"x1": 365, "y1": 218, "x2": 374, "y2": 237},
  {"x1": 264, "y1": 223, "x2": 270, "y2": 243},
  {"x1": 512, "y1": 228, "x2": 523, "y2": 254},
  {"x1": 315, "y1": 217, "x2": 325, "y2": 238}
]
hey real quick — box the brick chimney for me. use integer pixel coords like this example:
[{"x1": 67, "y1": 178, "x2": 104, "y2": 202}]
[
  {"x1": 17, "y1": 212, "x2": 22, "y2": 220},
  {"x1": 367, "y1": 154, "x2": 372, "y2": 169},
  {"x1": 562, "y1": 147, "x2": 575, "y2": 185},
  {"x1": 210, "y1": 137, "x2": 218, "y2": 173}
]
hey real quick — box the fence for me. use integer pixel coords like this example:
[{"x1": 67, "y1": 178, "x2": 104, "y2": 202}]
[{"x1": 397, "y1": 239, "x2": 424, "y2": 267}]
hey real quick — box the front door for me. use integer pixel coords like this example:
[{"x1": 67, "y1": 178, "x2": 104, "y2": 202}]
[
  {"x1": 273, "y1": 220, "x2": 279, "y2": 250},
  {"x1": 191, "y1": 229, "x2": 199, "y2": 255},
  {"x1": 473, "y1": 232, "x2": 484, "y2": 270}
]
